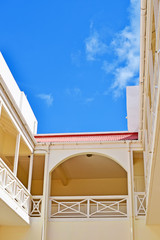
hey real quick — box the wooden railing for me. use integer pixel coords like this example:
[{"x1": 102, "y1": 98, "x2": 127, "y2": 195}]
[
  {"x1": 135, "y1": 192, "x2": 146, "y2": 216},
  {"x1": 30, "y1": 196, "x2": 43, "y2": 217},
  {"x1": 49, "y1": 195, "x2": 128, "y2": 219},
  {"x1": 0, "y1": 158, "x2": 30, "y2": 213}
]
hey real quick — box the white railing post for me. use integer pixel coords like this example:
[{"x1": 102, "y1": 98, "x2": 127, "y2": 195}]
[{"x1": 87, "y1": 198, "x2": 90, "y2": 218}]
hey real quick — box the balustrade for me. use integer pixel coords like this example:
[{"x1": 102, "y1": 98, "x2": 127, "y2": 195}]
[
  {"x1": 135, "y1": 192, "x2": 146, "y2": 216},
  {"x1": 0, "y1": 158, "x2": 30, "y2": 213},
  {"x1": 30, "y1": 196, "x2": 43, "y2": 217},
  {"x1": 49, "y1": 196, "x2": 128, "y2": 219}
]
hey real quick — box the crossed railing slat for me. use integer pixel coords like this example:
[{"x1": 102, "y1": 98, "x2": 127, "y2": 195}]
[
  {"x1": 0, "y1": 158, "x2": 30, "y2": 213},
  {"x1": 135, "y1": 192, "x2": 146, "y2": 216},
  {"x1": 30, "y1": 196, "x2": 43, "y2": 217},
  {"x1": 49, "y1": 196, "x2": 128, "y2": 219}
]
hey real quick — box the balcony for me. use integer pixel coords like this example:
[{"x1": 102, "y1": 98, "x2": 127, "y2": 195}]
[
  {"x1": 49, "y1": 195, "x2": 128, "y2": 219},
  {"x1": 0, "y1": 158, "x2": 30, "y2": 225}
]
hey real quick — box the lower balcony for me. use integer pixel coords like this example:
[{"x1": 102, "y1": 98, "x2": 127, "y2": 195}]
[
  {"x1": 49, "y1": 195, "x2": 128, "y2": 219},
  {"x1": 0, "y1": 158, "x2": 30, "y2": 225}
]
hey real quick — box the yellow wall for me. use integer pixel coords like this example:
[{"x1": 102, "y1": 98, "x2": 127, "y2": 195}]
[
  {"x1": 51, "y1": 178, "x2": 128, "y2": 196},
  {"x1": 135, "y1": 219, "x2": 160, "y2": 240},
  {"x1": 0, "y1": 221, "x2": 42, "y2": 240},
  {"x1": 2, "y1": 219, "x2": 160, "y2": 240},
  {"x1": 2, "y1": 133, "x2": 16, "y2": 156},
  {"x1": 133, "y1": 153, "x2": 145, "y2": 192},
  {"x1": 31, "y1": 180, "x2": 44, "y2": 195},
  {"x1": 47, "y1": 220, "x2": 130, "y2": 240},
  {"x1": 0, "y1": 128, "x2": 4, "y2": 153},
  {"x1": 17, "y1": 161, "x2": 29, "y2": 189}
]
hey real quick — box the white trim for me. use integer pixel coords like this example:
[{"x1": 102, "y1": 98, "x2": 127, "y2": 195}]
[
  {"x1": 28, "y1": 153, "x2": 34, "y2": 192},
  {"x1": 13, "y1": 133, "x2": 21, "y2": 176}
]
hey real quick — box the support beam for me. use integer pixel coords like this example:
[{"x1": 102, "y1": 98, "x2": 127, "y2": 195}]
[
  {"x1": 149, "y1": 50, "x2": 154, "y2": 101},
  {"x1": 13, "y1": 133, "x2": 21, "y2": 176},
  {"x1": 127, "y1": 143, "x2": 135, "y2": 240},
  {"x1": 153, "y1": 0, "x2": 159, "y2": 30},
  {"x1": 28, "y1": 153, "x2": 34, "y2": 192},
  {"x1": 41, "y1": 148, "x2": 50, "y2": 240}
]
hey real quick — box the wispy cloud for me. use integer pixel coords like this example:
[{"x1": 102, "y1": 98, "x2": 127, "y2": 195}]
[
  {"x1": 65, "y1": 87, "x2": 82, "y2": 97},
  {"x1": 103, "y1": 0, "x2": 140, "y2": 97},
  {"x1": 37, "y1": 93, "x2": 54, "y2": 106},
  {"x1": 85, "y1": 97, "x2": 94, "y2": 103},
  {"x1": 71, "y1": 50, "x2": 82, "y2": 66},
  {"x1": 85, "y1": 30, "x2": 107, "y2": 61}
]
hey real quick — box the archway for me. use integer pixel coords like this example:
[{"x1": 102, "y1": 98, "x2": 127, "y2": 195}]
[
  {"x1": 51, "y1": 153, "x2": 127, "y2": 196},
  {"x1": 49, "y1": 153, "x2": 128, "y2": 218}
]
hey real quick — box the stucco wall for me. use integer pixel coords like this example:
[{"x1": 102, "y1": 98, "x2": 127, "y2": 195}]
[
  {"x1": 49, "y1": 147, "x2": 129, "y2": 173},
  {"x1": 51, "y1": 178, "x2": 128, "y2": 196},
  {"x1": 1, "y1": 218, "x2": 160, "y2": 240},
  {"x1": 0, "y1": 221, "x2": 42, "y2": 240},
  {"x1": 134, "y1": 219, "x2": 160, "y2": 240},
  {"x1": 47, "y1": 220, "x2": 130, "y2": 240}
]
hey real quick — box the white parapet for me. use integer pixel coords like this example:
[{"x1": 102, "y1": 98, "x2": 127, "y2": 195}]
[
  {"x1": 126, "y1": 86, "x2": 139, "y2": 132},
  {"x1": 0, "y1": 52, "x2": 38, "y2": 134}
]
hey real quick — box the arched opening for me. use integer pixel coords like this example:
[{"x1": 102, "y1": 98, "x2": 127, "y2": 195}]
[
  {"x1": 50, "y1": 153, "x2": 128, "y2": 219},
  {"x1": 51, "y1": 153, "x2": 127, "y2": 196}
]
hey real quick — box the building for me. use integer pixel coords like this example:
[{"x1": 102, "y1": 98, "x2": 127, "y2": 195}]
[{"x1": 0, "y1": 0, "x2": 160, "y2": 239}]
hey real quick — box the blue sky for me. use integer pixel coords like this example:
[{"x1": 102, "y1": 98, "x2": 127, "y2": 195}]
[{"x1": 0, "y1": 0, "x2": 140, "y2": 134}]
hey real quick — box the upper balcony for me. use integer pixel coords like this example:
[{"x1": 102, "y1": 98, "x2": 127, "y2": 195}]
[
  {"x1": 0, "y1": 157, "x2": 30, "y2": 225},
  {"x1": 0, "y1": 52, "x2": 37, "y2": 135}
]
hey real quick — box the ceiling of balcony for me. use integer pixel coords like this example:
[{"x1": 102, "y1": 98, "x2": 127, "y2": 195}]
[{"x1": 52, "y1": 154, "x2": 127, "y2": 180}]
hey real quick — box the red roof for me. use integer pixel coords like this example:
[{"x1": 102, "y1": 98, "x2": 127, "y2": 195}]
[{"x1": 35, "y1": 132, "x2": 138, "y2": 143}]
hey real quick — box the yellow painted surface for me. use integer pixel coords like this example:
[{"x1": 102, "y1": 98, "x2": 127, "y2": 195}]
[
  {"x1": 0, "y1": 128, "x2": 4, "y2": 153},
  {"x1": 47, "y1": 220, "x2": 130, "y2": 240},
  {"x1": 2, "y1": 133, "x2": 17, "y2": 156},
  {"x1": 0, "y1": 221, "x2": 42, "y2": 240},
  {"x1": 135, "y1": 219, "x2": 160, "y2": 240},
  {"x1": 31, "y1": 180, "x2": 44, "y2": 195},
  {"x1": 133, "y1": 152, "x2": 145, "y2": 192},
  {"x1": 51, "y1": 178, "x2": 128, "y2": 196}
]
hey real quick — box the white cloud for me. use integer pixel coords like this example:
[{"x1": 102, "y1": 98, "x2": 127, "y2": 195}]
[
  {"x1": 105, "y1": 0, "x2": 140, "y2": 97},
  {"x1": 65, "y1": 87, "x2": 82, "y2": 97},
  {"x1": 85, "y1": 97, "x2": 94, "y2": 103},
  {"x1": 71, "y1": 50, "x2": 82, "y2": 66},
  {"x1": 85, "y1": 31, "x2": 107, "y2": 61},
  {"x1": 37, "y1": 93, "x2": 53, "y2": 106}
]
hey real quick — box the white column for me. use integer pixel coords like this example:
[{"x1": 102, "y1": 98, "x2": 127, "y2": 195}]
[
  {"x1": 13, "y1": 133, "x2": 21, "y2": 176},
  {"x1": 41, "y1": 147, "x2": 50, "y2": 240},
  {"x1": 127, "y1": 143, "x2": 135, "y2": 240},
  {"x1": 28, "y1": 153, "x2": 34, "y2": 192}
]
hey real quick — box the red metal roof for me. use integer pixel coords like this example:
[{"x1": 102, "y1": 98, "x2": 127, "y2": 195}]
[{"x1": 35, "y1": 132, "x2": 138, "y2": 143}]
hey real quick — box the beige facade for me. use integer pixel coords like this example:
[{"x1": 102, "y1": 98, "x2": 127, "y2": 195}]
[{"x1": 1, "y1": 0, "x2": 160, "y2": 239}]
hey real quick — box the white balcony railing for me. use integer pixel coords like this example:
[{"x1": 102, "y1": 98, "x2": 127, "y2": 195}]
[
  {"x1": 49, "y1": 196, "x2": 128, "y2": 219},
  {"x1": 0, "y1": 158, "x2": 30, "y2": 214},
  {"x1": 135, "y1": 192, "x2": 146, "y2": 216},
  {"x1": 30, "y1": 196, "x2": 43, "y2": 217}
]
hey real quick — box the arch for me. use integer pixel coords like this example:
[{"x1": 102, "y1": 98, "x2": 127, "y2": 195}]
[
  {"x1": 50, "y1": 151, "x2": 128, "y2": 197},
  {"x1": 49, "y1": 151, "x2": 128, "y2": 174}
]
